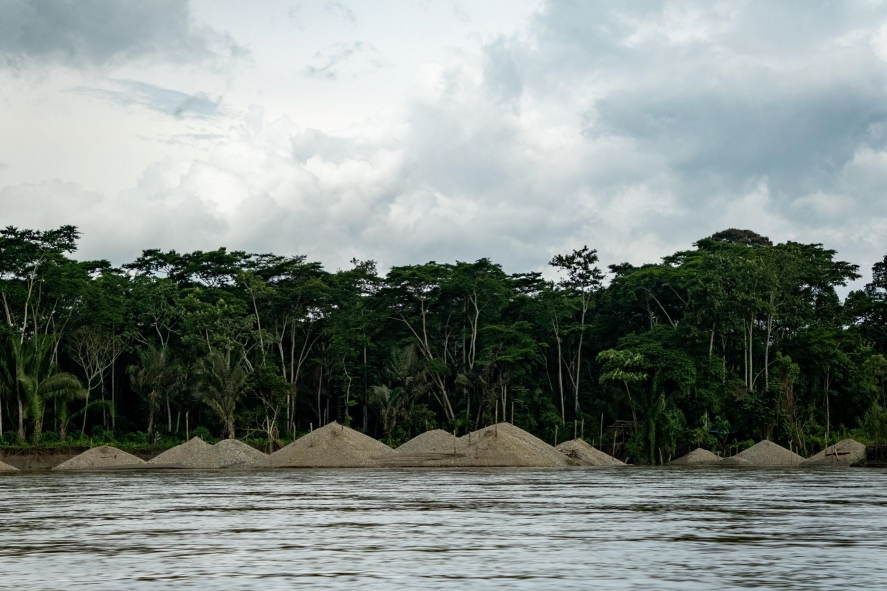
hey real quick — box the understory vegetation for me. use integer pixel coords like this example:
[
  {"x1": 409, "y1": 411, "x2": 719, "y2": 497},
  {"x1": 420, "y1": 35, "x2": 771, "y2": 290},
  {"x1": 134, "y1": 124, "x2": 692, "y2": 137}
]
[{"x1": 1, "y1": 226, "x2": 886, "y2": 463}]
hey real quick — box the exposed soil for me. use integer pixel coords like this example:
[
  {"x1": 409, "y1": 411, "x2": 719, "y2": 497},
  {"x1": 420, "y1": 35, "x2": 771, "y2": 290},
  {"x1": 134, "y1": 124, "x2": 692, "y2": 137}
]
[
  {"x1": 731, "y1": 440, "x2": 804, "y2": 466},
  {"x1": 558, "y1": 439, "x2": 625, "y2": 466},
  {"x1": 0, "y1": 459, "x2": 18, "y2": 472},
  {"x1": 668, "y1": 448, "x2": 721, "y2": 466},
  {"x1": 266, "y1": 422, "x2": 394, "y2": 468},
  {"x1": 803, "y1": 439, "x2": 866, "y2": 466},
  {"x1": 53, "y1": 446, "x2": 146, "y2": 470}
]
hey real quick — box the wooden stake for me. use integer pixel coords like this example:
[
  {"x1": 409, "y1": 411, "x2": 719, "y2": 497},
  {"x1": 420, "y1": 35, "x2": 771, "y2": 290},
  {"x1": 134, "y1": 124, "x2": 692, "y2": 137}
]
[
  {"x1": 581, "y1": 419, "x2": 584, "y2": 440},
  {"x1": 554, "y1": 424, "x2": 558, "y2": 447},
  {"x1": 574, "y1": 419, "x2": 577, "y2": 440},
  {"x1": 453, "y1": 429, "x2": 457, "y2": 455},
  {"x1": 511, "y1": 400, "x2": 514, "y2": 425},
  {"x1": 185, "y1": 411, "x2": 189, "y2": 440}
]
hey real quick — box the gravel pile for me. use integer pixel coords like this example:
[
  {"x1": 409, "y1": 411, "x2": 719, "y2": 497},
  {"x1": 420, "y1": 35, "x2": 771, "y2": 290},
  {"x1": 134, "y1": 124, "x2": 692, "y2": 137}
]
[
  {"x1": 265, "y1": 422, "x2": 394, "y2": 468},
  {"x1": 803, "y1": 439, "x2": 866, "y2": 466},
  {"x1": 457, "y1": 425, "x2": 569, "y2": 467},
  {"x1": 207, "y1": 439, "x2": 267, "y2": 468},
  {"x1": 0, "y1": 459, "x2": 18, "y2": 472},
  {"x1": 557, "y1": 439, "x2": 625, "y2": 466},
  {"x1": 148, "y1": 437, "x2": 215, "y2": 468},
  {"x1": 396, "y1": 429, "x2": 459, "y2": 454},
  {"x1": 54, "y1": 446, "x2": 146, "y2": 470},
  {"x1": 668, "y1": 448, "x2": 721, "y2": 466},
  {"x1": 730, "y1": 440, "x2": 804, "y2": 466}
]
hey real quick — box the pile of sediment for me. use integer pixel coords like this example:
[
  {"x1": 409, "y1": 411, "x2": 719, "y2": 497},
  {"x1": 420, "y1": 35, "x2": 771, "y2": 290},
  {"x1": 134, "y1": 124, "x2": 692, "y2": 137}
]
[
  {"x1": 265, "y1": 422, "x2": 394, "y2": 468},
  {"x1": 149, "y1": 437, "x2": 267, "y2": 469},
  {"x1": 729, "y1": 440, "x2": 804, "y2": 466},
  {"x1": 668, "y1": 448, "x2": 721, "y2": 466},
  {"x1": 803, "y1": 439, "x2": 866, "y2": 466},
  {"x1": 148, "y1": 437, "x2": 215, "y2": 468},
  {"x1": 458, "y1": 424, "x2": 570, "y2": 467},
  {"x1": 54, "y1": 446, "x2": 146, "y2": 470},
  {"x1": 386, "y1": 423, "x2": 569, "y2": 467},
  {"x1": 0, "y1": 459, "x2": 18, "y2": 472},
  {"x1": 557, "y1": 439, "x2": 625, "y2": 466},
  {"x1": 396, "y1": 429, "x2": 458, "y2": 454},
  {"x1": 207, "y1": 439, "x2": 268, "y2": 468}
]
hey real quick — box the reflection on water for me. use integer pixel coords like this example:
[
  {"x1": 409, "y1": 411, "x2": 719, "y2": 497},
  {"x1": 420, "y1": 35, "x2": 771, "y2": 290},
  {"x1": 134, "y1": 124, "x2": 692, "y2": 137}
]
[{"x1": 1, "y1": 468, "x2": 886, "y2": 589}]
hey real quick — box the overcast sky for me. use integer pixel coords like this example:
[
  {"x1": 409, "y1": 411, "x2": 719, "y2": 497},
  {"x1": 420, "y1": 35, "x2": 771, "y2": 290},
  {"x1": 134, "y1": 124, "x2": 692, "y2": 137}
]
[{"x1": 1, "y1": 0, "x2": 885, "y2": 285}]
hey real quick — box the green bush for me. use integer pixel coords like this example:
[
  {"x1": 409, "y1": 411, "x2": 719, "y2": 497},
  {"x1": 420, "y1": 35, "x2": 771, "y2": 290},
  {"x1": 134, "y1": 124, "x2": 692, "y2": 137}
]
[{"x1": 863, "y1": 402, "x2": 887, "y2": 444}]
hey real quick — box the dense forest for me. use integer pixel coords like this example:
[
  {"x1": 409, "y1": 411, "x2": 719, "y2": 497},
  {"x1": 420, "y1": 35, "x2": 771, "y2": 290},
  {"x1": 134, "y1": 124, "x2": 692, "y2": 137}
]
[{"x1": 1, "y1": 225, "x2": 886, "y2": 463}]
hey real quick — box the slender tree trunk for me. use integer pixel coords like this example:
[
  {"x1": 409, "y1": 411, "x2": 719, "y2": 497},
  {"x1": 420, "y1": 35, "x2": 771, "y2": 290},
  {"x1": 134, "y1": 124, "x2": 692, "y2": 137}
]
[
  {"x1": 624, "y1": 382, "x2": 638, "y2": 430},
  {"x1": 81, "y1": 379, "x2": 91, "y2": 436},
  {"x1": 17, "y1": 395, "x2": 24, "y2": 440},
  {"x1": 166, "y1": 394, "x2": 172, "y2": 434},
  {"x1": 556, "y1": 336, "x2": 565, "y2": 423},
  {"x1": 764, "y1": 313, "x2": 772, "y2": 392},
  {"x1": 111, "y1": 359, "x2": 116, "y2": 432},
  {"x1": 748, "y1": 315, "x2": 754, "y2": 391}
]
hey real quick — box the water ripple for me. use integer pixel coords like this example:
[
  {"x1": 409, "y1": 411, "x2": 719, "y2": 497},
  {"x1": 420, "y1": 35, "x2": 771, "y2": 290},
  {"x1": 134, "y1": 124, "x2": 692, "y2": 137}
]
[{"x1": 1, "y1": 468, "x2": 886, "y2": 589}]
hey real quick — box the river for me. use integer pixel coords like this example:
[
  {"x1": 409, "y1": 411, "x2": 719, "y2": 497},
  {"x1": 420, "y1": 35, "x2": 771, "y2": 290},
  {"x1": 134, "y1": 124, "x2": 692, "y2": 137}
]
[{"x1": 1, "y1": 467, "x2": 885, "y2": 589}]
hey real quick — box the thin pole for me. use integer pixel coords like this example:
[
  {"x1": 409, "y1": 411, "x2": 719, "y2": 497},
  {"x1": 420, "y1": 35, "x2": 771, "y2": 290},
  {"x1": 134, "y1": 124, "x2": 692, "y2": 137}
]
[
  {"x1": 185, "y1": 411, "x2": 189, "y2": 440},
  {"x1": 554, "y1": 424, "x2": 558, "y2": 447}
]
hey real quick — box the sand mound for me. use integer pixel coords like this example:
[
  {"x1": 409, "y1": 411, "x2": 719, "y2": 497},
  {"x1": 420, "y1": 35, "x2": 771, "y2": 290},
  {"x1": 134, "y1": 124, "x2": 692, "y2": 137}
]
[
  {"x1": 397, "y1": 429, "x2": 459, "y2": 454},
  {"x1": 668, "y1": 448, "x2": 721, "y2": 466},
  {"x1": 803, "y1": 439, "x2": 866, "y2": 466},
  {"x1": 557, "y1": 439, "x2": 624, "y2": 466},
  {"x1": 457, "y1": 424, "x2": 570, "y2": 467},
  {"x1": 149, "y1": 437, "x2": 266, "y2": 469},
  {"x1": 0, "y1": 459, "x2": 18, "y2": 472},
  {"x1": 148, "y1": 437, "x2": 215, "y2": 468},
  {"x1": 386, "y1": 423, "x2": 569, "y2": 467},
  {"x1": 208, "y1": 439, "x2": 268, "y2": 468},
  {"x1": 731, "y1": 440, "x2": 803, "y2": 466},
  {"x1": 266, "y1": 422, "x2": 394, "y2": 468},
  {"x1": 54, "y1": 446, "x2": 146, "y2": 470}
]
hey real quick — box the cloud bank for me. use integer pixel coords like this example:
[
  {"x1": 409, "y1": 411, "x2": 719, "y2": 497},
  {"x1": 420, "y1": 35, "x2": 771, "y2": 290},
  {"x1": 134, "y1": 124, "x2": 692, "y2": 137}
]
[{"x1": 1, "y1": 0, "x2": 886, "y2": 283}]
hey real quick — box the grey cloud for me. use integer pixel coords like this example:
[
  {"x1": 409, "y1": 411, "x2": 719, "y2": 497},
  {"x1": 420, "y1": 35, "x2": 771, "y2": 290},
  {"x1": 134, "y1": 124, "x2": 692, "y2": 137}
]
[
  {"x1": 0, "y1": 162, "x2": 8, "y2": 170},
  {"x1": 73, "y1": 79, "x2": 221, "y2": 118},
  {"x1": 323, "y1": 1, "x2": 356, "y2": 25},
  {"x1": 306, "y1": 42, "x2": 385, "y2": 79},
  {"x1": 0, "y1": 0, "x2": 247, "y2": 68},
  {"x1": 4, "y1": 0, "x2": 887, "y2": 285}
]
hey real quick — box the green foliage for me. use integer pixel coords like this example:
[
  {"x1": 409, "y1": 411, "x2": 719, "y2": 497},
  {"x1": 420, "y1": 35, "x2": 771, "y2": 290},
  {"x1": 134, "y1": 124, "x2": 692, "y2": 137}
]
[
  {"x1": 0, "y1": 225, "x2": 884, "y2": 459},
  {"x1": 862, "y1": 403, "x2": 887, "y2": 444}
]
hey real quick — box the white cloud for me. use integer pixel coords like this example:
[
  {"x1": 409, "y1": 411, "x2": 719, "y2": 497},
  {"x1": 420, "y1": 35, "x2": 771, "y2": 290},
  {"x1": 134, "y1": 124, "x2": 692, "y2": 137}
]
[{"x1": 2, "y1": 0, "x2": 887, "y2": 287}]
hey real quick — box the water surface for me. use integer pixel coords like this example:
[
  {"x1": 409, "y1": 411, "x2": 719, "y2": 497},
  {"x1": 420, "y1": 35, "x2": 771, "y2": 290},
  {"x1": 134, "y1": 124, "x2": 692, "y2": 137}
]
[{"x1": 1, "y1": 467, "x2": 885, "y2": 589}]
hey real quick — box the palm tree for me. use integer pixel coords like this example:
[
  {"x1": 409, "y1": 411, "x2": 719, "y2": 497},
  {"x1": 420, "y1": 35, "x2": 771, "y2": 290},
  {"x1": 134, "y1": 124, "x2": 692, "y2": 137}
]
[
  {"x1": 193, "y1": 350, "x2": 246, "y2": 439},
  {"x1": 1, "y1": 334, "x2": 85, "y2": 443},
  {"x1": 128, "y1": 346, "x2": 182, "y2": 439}
]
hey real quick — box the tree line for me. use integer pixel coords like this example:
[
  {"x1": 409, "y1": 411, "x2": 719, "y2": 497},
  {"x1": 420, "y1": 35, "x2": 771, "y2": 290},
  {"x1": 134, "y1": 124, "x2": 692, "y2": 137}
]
[{"x1": 1, "y1": 225, "x2": 886, "y2": 462}]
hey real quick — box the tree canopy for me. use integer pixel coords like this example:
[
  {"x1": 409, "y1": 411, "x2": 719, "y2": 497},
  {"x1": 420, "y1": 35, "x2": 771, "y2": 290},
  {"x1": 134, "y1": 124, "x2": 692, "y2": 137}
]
[{"x1": 1, "y1": 226, "x2": 884, "y2": 463}]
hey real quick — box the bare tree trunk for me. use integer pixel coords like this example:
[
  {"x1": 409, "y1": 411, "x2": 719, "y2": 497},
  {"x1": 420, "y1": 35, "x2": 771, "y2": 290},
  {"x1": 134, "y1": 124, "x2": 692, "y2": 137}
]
[
  {"x1": 111, "y1": 359, "x2": 116, "y2": 432},
  {"x1": 764, "y1": 315, "x2": 771, "y2": 391},
  {"x1": 17, "y1": 395, "x2": 24, "y2": 440},
  {"x1": 556, "y1": 336, "x2": 565, "y2": 423}
]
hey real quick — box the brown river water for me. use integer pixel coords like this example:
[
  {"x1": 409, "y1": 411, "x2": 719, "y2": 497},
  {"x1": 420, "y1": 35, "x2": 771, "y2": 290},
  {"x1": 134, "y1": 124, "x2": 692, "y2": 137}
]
[{"x1": 1, "y1": 467, "x2": 886, "y2": 589}]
